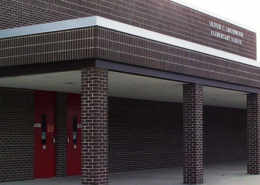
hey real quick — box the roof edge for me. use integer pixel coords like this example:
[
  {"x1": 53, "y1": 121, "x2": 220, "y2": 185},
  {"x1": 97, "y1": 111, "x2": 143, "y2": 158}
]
[{"x1": 0, "y1": 16, "x2": 258, "y2": 68}]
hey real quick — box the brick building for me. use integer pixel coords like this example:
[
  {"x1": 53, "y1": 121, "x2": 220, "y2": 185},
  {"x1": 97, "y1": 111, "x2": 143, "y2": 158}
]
[{"x1": 0, "y1": 0, "x2": 259, "y2": 184}]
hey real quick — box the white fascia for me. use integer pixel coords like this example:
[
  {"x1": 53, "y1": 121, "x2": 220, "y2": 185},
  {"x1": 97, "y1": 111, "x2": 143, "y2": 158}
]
[{"x1": 0, "y1": 16, "x2": 259, "y2": 68}]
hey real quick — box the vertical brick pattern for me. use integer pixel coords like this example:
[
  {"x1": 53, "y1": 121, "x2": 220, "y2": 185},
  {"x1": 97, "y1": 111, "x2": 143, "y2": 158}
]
[
  {"x1": 183, "y1": 84, "x2": 203, "y2": 184},
  {"x1": 81, "y1": 67, "x2": 108, "y2": 185},
  {"x1": 0, "y1": 88, "x2": 34, "y2": 182},
  {"x1": 56, "y1": 92, "x2": 67, "y2": 177},
  {"x1": 247, "y1": 93, "x2": 260, "y2": 174}
]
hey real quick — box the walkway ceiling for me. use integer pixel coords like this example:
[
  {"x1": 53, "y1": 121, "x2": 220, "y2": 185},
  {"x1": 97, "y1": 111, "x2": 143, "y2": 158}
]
[{"x1": 0, "y1": 70, "x2": 246, "y2": 109}]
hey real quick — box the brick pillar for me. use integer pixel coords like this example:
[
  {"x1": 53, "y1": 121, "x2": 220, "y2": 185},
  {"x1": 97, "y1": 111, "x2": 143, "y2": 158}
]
[
  {"x1": 56, "y1": 92, "x2": 67, "y2": 177},
  {"x1": 183, "y1": 83, "x2": 203, "y2": 184},
  {"x1": 81, "y1": 67, "x2": 108, "y2": 185},
  {"x1": 247, "y1": 93, "x2": 260, "y2": 174}
]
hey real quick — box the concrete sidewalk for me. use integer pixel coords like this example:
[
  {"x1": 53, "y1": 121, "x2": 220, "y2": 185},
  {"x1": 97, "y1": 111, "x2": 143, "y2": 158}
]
[{"x1": 2, "y1": 161, "x2": 260, "y2": 185}]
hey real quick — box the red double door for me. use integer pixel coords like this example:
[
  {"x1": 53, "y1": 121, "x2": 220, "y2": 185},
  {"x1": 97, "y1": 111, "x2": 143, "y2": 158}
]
[
  {"x1": 66, "y1": 93, "x2": 82, "y2": 176},
  {"x1": 34, "y1": 91, "x2": 81, "y2": 178},
  {"x1": 34, "y1": 91, "x2": 56, "y2": 178}
]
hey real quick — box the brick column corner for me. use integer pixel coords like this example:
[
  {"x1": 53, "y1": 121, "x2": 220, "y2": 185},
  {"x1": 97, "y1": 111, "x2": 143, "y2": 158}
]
[
  {"x1": 56, "y1": 92, "x2": 67, "y2": 177},
  {"x1": 81, "y1": 67, "x2": 108, "y2": 185},
  {"x1": 183, "y1": 83, "x2": 203, "y2": 184},
  {"x1": 247, "y1": 93, "x2": 260, "y2": 174}
]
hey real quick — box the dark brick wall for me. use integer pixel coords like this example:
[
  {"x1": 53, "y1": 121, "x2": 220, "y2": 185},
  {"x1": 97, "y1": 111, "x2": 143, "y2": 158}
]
[
  {"x1": 108, "y1": 97, "x2": 183, "y2": 172},
  {"x1": 81, "y1": 67, "x2": 108, "y2": 185},
  {"x1": 56, "y1": 92, "x2": 67, "y2": 177},
  {"x1": 0, "y1": 88, "x2": 34, "y2": 182},
  {"x1": 108, "y1": 97, "x2": 247, "y2": 173},
  {"x1": 0, "y1": 0, "x2": 256, "y2": 59},
  {"x1": 0, "y1": 0, "x2": 76, "y2": 29},
  {"x1": 204, "y1": 106, "x2": 247, "y2": 164}
]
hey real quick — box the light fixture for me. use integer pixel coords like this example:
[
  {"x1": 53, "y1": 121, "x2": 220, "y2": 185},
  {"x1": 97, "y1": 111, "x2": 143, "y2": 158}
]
[{"x1": 64, "y1": 82, "x2": 75, "y2": 85}]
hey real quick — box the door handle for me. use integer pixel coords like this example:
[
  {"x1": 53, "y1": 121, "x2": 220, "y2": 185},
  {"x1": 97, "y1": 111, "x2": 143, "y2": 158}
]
[
  {"x1": 67, "y1": 138, "x2": 70, "y2": 144},
  {"x1": 73, "y1": 116, "x2": 77, "y2": 144},
  {"x1": 52, "y1": 137, "x2": 56, "y2": 144},
  {"x1": 41, "y1": 114, "x2": 46, "y2": 144}
]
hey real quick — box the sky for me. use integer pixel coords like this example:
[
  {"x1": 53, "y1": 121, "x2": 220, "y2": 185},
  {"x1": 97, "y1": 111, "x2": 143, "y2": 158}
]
[{"x1": 180, "y1": 0, "x2": 260, "y2": 60}]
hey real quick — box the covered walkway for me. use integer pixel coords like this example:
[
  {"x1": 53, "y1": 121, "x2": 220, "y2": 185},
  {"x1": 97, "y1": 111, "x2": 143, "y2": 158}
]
[{"x1": 1, "y1": 162, "x2": 259, "y2": 185}]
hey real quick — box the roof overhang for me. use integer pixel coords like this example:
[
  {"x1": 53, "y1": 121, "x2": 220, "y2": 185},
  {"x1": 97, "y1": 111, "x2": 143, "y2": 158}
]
[{"x1": 0, "y1": 16, "x2": 259, "y2": 68}]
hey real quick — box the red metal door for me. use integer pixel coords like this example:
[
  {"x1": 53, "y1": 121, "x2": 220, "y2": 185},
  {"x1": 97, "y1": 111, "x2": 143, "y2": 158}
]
[
  {"x1": 34, "y1": 91, "x2": 56, "y2": 178},
  {"x1": 67, "y1": 93, "x2": 82, "y2": 176}
]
